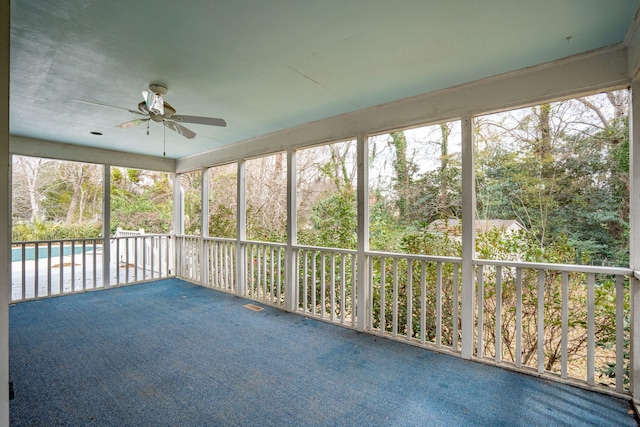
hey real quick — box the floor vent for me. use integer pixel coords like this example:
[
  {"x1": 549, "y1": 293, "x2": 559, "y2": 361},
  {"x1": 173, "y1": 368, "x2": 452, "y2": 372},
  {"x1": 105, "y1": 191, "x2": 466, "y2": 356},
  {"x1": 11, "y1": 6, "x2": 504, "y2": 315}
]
[{"x1": 243, "y1": 303, "x2": 264, "y2": 312}]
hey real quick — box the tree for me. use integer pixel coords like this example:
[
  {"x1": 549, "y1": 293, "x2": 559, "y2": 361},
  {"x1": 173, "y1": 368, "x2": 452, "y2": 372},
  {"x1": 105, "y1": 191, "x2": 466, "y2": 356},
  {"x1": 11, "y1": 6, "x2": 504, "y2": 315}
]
[{"x1": 475, "y1": 91, "x2": 629, "y2": 266}]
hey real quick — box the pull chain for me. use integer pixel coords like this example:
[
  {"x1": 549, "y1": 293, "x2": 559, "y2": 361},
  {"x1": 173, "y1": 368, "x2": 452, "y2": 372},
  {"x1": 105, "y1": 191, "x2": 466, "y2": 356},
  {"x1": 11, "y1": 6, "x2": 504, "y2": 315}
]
[{"x1": 163, "y1": 122, "x2": 166, "y2": 157}]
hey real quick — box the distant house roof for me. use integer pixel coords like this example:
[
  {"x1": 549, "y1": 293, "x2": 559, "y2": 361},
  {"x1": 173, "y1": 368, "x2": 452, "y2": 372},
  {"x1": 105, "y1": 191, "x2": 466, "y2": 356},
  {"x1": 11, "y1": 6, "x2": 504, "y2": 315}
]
[{"x1": 427, "y1": 219, "x2": 525, "y2": 235}]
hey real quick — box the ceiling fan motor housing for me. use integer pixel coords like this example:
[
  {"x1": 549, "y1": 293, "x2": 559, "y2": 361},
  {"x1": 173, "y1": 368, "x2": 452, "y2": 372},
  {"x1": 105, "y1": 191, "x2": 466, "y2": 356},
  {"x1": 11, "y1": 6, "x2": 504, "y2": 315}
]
[{"x1": 149, "y1": 84, "x2": 168, "y2": 96}]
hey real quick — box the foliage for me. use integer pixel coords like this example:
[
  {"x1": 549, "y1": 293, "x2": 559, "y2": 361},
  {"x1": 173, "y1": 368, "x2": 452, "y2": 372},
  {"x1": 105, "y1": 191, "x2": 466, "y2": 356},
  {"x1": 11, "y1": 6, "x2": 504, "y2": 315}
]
[
  {"x1": 110, "y1": 169, "x2": 173, "y2": 234},
  {"x1": 12, "y1": 220, "x2": 102, "y2": 241},
  {"x1": 299, "y1": 188, "x2": 357, "y2": 249}
]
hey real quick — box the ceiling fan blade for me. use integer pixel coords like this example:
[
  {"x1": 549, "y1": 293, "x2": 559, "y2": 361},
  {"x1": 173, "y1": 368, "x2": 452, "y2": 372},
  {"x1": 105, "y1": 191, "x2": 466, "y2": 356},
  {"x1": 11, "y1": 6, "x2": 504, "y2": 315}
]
[
  {"x1": 116, "y1": 118, "x2": 150, "y2": 129},
  {"x1": 164, "y1": 120, "x2": 196, "y2": 139},
  {"x1": 70, "y1": 99, "x2": 144, "y2": 116},
  {"x1": 172, "y1": 114, "x2": 227, "y2": 127}
]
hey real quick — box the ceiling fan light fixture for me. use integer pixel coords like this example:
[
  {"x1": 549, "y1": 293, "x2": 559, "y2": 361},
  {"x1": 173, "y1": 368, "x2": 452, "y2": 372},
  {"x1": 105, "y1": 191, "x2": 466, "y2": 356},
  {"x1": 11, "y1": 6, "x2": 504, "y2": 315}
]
[{"x1": 142, "y1": 91, "x2": 165, "y2": 116}]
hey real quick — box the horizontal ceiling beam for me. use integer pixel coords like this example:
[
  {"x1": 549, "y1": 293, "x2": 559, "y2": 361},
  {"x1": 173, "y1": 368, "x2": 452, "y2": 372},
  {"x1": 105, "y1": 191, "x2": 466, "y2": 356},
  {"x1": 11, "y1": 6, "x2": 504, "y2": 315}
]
[
  {"x1": 177, "y1": 45, "x2": 630, "y2": 173},
  {"x1": 10, "y1": 136, "x2": 176, "y2": 172}
]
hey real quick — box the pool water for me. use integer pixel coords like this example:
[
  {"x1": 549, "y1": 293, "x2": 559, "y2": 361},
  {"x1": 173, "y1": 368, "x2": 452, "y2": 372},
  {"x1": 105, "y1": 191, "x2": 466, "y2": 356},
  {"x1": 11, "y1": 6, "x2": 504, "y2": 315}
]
[{"x1": 12, "y1": 245, "x2": 95, "y2": 262}]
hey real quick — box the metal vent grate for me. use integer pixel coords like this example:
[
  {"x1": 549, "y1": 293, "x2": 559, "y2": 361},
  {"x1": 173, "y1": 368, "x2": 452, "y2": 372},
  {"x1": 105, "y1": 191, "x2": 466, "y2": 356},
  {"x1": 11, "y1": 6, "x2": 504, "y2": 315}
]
[{"x1": 243, "y1": 303, "x2": 264, "y2": 312}]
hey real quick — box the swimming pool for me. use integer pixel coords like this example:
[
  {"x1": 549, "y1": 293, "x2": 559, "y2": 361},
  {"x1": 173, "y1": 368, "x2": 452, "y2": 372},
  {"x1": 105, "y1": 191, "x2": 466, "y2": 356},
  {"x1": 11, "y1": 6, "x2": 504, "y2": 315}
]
[{"x1": 12, "y1": 245, "x2": 95, "y2": 262}]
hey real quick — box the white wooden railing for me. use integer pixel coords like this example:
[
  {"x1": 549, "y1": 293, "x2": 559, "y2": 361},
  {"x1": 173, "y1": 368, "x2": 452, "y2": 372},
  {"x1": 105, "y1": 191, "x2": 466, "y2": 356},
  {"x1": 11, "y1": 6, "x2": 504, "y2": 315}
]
[
  {"x1": 297, "y1": 245, "x2": 357, "y2": 326},
  {"x1": 473, "y1": 260, "x2": 630, "y2": 394},
  {"x1": 111, "y1": 234, "x2": 173, "y2": 285},
  {"x1": 174, "y1": 235, "x2": 631, "y2": 396},
  {"x1": 11, "y1": 238, "x2": 103, "y2": 301},
  {"x1": 11, "y1": 234, "x2": 173, "y2": 301},
  {"x1": 368, "y1": 251, "x2": 462, "y2": 352},
  {"x1": 18, "y1": 234, "x2": 629, "y2": 396},
  {"x1": 246, "y1": 241, "x2": 285, "y2": 306}
]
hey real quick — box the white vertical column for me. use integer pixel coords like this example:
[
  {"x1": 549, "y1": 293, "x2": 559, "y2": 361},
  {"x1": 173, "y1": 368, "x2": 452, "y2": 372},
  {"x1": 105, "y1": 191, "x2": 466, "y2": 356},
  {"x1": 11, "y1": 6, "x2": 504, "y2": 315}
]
[
  {"x1": 200, "y1": 167, "x2": 209, "y2": 285},
  {"x1": 102, "y1": 164, "x2": 111, "y2": 287},
  {"x1": 172, "y1": 173, "x2": 183, "y2": 235},
  {"x1": 172, "y1": 173, "x2": 183, "y2": 276},
  {"x1": 461, "y1": 113, "x2": 476, "y2": 359},
  {"x1": 356, "y1": 133, "x2": 370, "y2": 331},
  {"x1": 629, "y1": 81, "x2": 640, "y2": 402},
  {"x1": 285, "y1": 150, "x2": 298, "y2": 311},
  {"x1": 236, "y1": 160, "x2": 247, "y2": 297},
  {"x1": 0, "y1": 0, "x2": 9, "y2": 423}
]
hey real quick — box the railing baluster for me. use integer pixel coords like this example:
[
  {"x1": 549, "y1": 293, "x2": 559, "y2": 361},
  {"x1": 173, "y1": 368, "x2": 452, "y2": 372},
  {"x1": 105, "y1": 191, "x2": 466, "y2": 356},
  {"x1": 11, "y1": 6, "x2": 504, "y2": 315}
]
[
  {"x1": 587, "y1": 272, "x2": 595, "y2": 386},
  {"x1": 380, "y1": 257, "x2": 386, "y2": 333},
  {"x1": 340, "y1": 254, "x2": 346, "y2": 324},
  {"x1": 477, "y1": 265, "x2": 484, "y2": 357},
  {"x1": 321, "y1": 252, "x2": 326, "y2": 319},
  {"x1": 615, "y1": 274, "x2": 625, "y2": 393},
  {"x1": 219, "y1": 241, "x2": 222, "y2": 289},
  {"x1": 249, "y1": 245, "x2": 259, "y2": 299},
  {"x1": 58, "y1": 241, "x2": 64, "y2": 294},
  {"x1": 303, "y1": 250, "x2": 308, "y2": 313},
  {"x1": 150, "y1": 237, "x2": 155, "y2": 280},
  {"x1": 351, "y1": 253, "x2": 357, "y2": 327},
  {"x1": 70, "y1": 241, "x2": 75, "y2": 291},
  {"x1": 125, "y1": 237, "x2": 130, "y2": 284},
  {"x1": 93, "y1": 240, "x2": 97, "y2": 287},
  {"x1": 537, "y1": 269, "x2": 545, "y2": 374},
  {"x1": 311, "y1": 251, "x2": 317, "y2": 315},
  {"x1": 436, "y1": 262, "x2": 442, "y2": 348},
  {"x1": 420, "y1": 260, "x2": 426, "y2": 345},
  {"x1": 82, "y1": 240, "x2": 87, "y2": 291},
  {"x1": 515, "y1": 267, "x2": 522, "y2": 368},
  {"x1": 47, "y1": 241, "x2": 52, "y2": 296},
  {"x1": 453, "y1": 264, "x2": 459, "y2": 351},
  {"x1": 134, "y1": 237, "x2": 139, "y2": 283},
  {"x1": 407, "y1": 259, "x2": 413, "y2": 340},
  {"x1": 495, "y1": 266, "x2": 502, "y2": 363},
  {"x1": 21, "y1": 244, "x2": 26, "y2": 300},
  {"x1": 330, "y1": 253, "x2": 336, "y2": 321},
  {"x1": 561, "y1": 271, "x2": 568, "y2": 379},
  {"x1": 142, "y1": 236, "x2": 147, "y2": 281},
  {"x1": 270, "y1": 247, "x2": 275, "y2": 303},
  {"x1": 392, "y1": 258, "x2": 398, "y2": 337},
  {"x1": 277, "y1": 248, "x2": 282, "y2": 304},
  {"x1": 368, "y1": 254, "x2": 374, "y2": 329},
  {"x1": 34, "y1": 243, "x2": 39, "y2": 297},
  {"x1": 262, "y1": 245, "x2": 268, "y2": 302}
]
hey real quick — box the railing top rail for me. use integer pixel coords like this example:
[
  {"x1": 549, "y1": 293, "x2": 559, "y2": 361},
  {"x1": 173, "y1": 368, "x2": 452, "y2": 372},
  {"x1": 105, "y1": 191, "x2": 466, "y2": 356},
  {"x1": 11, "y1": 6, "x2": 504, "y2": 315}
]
[
  {"x1": 244, "y1": 240, "x2": 287, "y2": 248},
  {"x1": 111, "y1": 233, "x2": 170, "y2": 238},
  {"x1": 12, "y1": 238, "x2": 103, "y2": 245},
  {"x1": 366, "y1": 250, "x2": 461, "y2": 264},
  {"x1": 202, "y1": 236, "x2": 237, "y2": 243},
  {"x1": 296, "y1": 244, "x2": 357, "y2": 255},
  {"x1": 474, "y1": 258, "x2": 632, "y2": 276}
]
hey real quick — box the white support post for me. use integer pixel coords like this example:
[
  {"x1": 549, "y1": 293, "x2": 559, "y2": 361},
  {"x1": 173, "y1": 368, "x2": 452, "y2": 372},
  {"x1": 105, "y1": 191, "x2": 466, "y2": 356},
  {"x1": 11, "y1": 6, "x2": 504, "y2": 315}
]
[
  {"x1": 102, "y1": 164, "x2": 111, "y2": 287},
  {"x1": 236, "y1": 160, "x2": 247, "y2": 297},
  {"x1": 0, "y1": 0, "x2": 9, "y2": 423},
  {"x1": 356, "y1": 133, "x2": 370, "y2": 331},
  {"x1": 172, "y1": 173, "x2": 183, "y2": 276},
  {"x1": 460, "y1": 113, "x2": 476, "y2": 360},
  {"x1": 172, "y1": 173, "x2": 184, "y2": 235},
  {"x1": 285, "y1": 149, "x2": 298, "y2": 312},
  {"x1": 629, "y1": 80, "x2": 640, "y2": 403},
  {"x1": 200, "y1": 167, "x2": 209, "y2": 285}
]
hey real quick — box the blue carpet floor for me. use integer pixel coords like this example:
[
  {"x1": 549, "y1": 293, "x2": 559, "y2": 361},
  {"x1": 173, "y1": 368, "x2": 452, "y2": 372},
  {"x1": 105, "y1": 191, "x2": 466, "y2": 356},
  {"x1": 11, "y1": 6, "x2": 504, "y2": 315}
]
[{"x1": 9, "y1": 278, "x2": 637, "y2": 426}]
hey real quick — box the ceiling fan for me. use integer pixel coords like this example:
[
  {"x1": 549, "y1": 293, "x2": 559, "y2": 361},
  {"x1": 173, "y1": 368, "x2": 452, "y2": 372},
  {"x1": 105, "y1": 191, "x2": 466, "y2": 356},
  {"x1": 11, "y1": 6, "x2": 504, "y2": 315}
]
[{"x1": 75, "y1": 84, "x2": 226, "y2": 139}]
